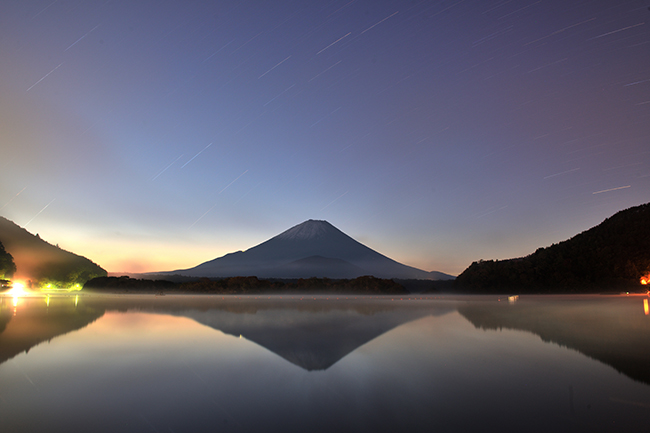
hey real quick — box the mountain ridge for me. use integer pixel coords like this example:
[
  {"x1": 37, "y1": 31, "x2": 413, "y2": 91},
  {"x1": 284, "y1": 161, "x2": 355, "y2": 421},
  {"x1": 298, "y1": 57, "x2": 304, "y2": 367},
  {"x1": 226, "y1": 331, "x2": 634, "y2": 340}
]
[
  {"x1": 160, "y1": 220, "x2": 453, "y2": 280},
  {"x1": 455, "y1": 202, "x2": 650, "y2": 292},
  {"x1": 0, "y1": 216, "x2": 106, "y2": 288}
]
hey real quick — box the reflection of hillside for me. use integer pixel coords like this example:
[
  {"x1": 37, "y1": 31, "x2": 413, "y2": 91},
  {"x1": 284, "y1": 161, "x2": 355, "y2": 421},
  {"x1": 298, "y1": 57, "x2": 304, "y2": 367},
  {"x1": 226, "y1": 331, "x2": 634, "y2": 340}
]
[
  {"x1": 0, "y1": 297, "x2": 105, "y2": 365},
  {"x1": 10, "y1": 295, "x2": 648, "y2": 379},
  {"x1": 458, "y1": 297, "x2": 650, "y2": 385}
]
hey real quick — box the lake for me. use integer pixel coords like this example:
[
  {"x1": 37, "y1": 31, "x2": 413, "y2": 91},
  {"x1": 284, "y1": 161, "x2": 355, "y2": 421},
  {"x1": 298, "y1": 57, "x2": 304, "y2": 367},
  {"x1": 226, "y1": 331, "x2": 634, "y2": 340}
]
[{"x1": 1, "y1": 293, "x2": 649, "y2": 432}]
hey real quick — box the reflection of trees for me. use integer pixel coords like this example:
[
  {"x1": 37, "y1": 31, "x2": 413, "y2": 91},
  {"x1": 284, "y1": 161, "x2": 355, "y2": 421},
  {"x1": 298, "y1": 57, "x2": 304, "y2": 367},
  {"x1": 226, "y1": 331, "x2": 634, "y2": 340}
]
[
  {"x1": 458, "y1": 298, "x2": 650, "y2": 385},
  {"x1": 0, "y1": 297, "x2": 105, "y2": 365},
  {"x1": 5, "y1": 295, "x2": 649, "y2": 382}
]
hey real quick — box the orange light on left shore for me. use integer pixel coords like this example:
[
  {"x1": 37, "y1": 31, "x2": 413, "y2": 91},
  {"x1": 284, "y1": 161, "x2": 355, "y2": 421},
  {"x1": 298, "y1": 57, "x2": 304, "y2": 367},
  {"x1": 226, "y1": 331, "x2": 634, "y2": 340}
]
[{"x1": 7, "y1": 282, "x2": 28, "y2": 297}]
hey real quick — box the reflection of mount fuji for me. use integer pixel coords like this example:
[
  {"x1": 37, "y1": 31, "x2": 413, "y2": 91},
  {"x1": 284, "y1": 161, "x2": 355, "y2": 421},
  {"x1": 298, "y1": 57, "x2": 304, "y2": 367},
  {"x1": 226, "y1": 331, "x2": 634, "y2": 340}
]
[
  {"x1": 0, "y1": 296, "x2": 450, "y2": 371},
  {"x1": 3, "y1": 296, "x2": 650, "y2": 382},
  {"x1": 115, "y1": 298, "x2": 453, "y2": 371},
  {"x1": 172, "y1": 303, "x2": 451, "y2": 370}
]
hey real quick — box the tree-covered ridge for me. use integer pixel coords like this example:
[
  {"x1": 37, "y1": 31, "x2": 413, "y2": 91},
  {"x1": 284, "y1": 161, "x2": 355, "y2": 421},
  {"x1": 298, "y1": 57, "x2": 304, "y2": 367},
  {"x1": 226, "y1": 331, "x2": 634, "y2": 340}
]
[
  {"x1": 455, "y1": 203, "x2": 650, "y2": 292},
  {"x1": 0, "y1": 241, "x2": 16, "y2": 280},
  {"x1": 0, "y1": 216, "x2": 106, "y2": 289}
]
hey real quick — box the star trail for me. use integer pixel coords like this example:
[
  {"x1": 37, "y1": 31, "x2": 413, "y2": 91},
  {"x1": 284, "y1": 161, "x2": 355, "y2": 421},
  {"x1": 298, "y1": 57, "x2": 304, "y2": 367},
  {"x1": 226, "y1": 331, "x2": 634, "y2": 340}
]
[{"x1": 0, "y1": 0, "x2": 648, "y2": 274}]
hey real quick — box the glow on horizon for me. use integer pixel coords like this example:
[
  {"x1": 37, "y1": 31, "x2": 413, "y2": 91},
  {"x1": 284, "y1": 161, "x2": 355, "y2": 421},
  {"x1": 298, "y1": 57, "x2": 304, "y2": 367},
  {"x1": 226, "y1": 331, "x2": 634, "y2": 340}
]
[{"x1": 0, "y1": 1, "x2": 649, "y2": 275}]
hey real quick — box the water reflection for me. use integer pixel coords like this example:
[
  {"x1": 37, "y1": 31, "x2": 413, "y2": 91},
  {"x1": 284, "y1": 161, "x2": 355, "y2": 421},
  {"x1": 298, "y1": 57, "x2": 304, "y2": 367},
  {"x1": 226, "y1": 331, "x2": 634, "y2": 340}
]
[
  {"x1": 0, "y1": 295, "x2": 103, "y2": 365},
  {"x1": 458, "y1": 296, "x2": 650, "y2": 385},
  {"x1": 0, "y1": 294, "x2": 649, "y2": 432}
]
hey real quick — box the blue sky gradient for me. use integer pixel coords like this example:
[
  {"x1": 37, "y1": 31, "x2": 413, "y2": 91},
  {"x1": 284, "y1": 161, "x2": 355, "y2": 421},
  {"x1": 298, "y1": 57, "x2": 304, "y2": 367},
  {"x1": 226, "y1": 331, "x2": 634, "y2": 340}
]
[{"x1": 1, "y1": 0, "x2": 649, "y2": 274}]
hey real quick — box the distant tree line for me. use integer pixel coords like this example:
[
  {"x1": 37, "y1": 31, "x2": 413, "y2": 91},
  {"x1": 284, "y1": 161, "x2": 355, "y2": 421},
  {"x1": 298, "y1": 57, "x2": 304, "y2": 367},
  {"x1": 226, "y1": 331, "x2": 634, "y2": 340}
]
[
  {"x1": 454, "y1": 203, "x2": 650, "y2": 293},
  {"x1": 84, "y1": 275, "x2": 409, "y2": 295},
  {"x1": 27, "y1": 257, "x2": 107, "y2": 290}
]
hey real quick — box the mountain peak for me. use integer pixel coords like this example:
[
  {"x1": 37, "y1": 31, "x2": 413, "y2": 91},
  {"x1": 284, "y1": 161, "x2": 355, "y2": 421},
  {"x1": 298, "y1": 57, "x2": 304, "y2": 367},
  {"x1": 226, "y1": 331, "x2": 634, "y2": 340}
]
[
  {"x1": 273, "y1": 220, "x2": 338, "y2": 241},
  {"x1": 162, "y1": 219, "x2": 454, "y2": 280}
]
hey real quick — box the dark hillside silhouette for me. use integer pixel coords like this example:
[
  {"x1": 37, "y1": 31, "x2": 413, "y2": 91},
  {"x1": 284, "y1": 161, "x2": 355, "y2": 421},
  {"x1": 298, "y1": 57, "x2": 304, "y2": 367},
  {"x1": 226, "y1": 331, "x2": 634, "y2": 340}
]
[
  {"x1": 0, "y1": 216, "x2": 106, "y2": 288},
  {"x1": 455, "y1": 203, "x2": 650, "y2": 292}
]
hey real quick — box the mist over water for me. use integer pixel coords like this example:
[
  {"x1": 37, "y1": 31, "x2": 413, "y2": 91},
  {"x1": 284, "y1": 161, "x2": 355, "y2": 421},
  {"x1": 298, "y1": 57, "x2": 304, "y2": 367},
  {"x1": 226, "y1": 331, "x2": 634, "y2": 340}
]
[{"x1": 1, "y1": 294, "x2": 649, "y2": 432}]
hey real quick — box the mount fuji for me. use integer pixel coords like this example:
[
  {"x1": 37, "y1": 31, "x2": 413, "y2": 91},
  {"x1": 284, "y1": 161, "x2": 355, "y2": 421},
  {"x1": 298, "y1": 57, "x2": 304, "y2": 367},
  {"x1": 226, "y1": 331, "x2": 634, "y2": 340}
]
[{"x1": 162, "y1": 220, "x2": 453, "y2": 280}]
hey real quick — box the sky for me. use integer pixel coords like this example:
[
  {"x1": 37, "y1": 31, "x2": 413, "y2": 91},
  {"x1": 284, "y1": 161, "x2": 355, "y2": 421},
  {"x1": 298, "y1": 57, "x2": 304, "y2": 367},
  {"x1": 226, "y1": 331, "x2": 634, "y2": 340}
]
[{"x1": 0, "y1": 0, "x2": 649, "y2": 276}]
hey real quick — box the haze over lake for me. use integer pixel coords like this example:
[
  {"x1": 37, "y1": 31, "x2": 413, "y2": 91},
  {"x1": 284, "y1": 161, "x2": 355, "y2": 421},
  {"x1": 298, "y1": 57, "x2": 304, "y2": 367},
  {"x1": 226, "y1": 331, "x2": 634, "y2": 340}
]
[
  {"x1": 1, "y1": 293, "x2": 649, "y2": 432},
  {"x1": 3, "y1": 1, "x2": 649, "y2": 430}
]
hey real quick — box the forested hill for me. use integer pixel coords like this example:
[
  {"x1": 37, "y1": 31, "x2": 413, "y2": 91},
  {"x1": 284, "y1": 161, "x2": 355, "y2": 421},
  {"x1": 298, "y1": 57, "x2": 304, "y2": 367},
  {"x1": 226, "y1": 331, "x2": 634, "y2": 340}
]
[
  {"x1": 455, "y1": 203, "x2": 650, "y2": 292},
  {"x1": 0, "y1": 216, "x2": 106, "y2": 288}
]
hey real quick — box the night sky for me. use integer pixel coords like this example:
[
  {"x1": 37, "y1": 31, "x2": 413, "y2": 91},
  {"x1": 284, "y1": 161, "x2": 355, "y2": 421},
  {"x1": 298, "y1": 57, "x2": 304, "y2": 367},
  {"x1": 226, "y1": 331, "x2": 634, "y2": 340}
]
[{"x1": 1, "y1": 0, "x2": 649, "y2": 275}]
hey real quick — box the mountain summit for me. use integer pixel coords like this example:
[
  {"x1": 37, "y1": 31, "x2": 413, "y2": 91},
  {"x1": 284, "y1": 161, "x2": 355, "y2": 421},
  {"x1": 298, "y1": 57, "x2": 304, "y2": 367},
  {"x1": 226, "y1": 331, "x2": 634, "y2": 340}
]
[
  {"x1": 274, "y1": 219, "x2": 336, "y2": 241},
  {"x1": 165, "y1": 220, "x2": 453, "y2": 280}
]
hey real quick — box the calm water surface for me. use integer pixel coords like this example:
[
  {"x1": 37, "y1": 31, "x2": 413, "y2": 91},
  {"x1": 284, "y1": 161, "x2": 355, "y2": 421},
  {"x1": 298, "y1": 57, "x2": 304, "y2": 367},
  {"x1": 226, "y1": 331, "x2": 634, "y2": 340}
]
[{"x1": 0, "y1": 293, "x2": 649, "y2": 432}]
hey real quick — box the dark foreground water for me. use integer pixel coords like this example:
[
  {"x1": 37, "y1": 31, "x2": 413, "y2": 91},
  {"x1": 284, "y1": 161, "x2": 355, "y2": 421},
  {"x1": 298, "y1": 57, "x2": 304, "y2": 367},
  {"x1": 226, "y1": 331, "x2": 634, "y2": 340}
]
[{"x1": 0, "y1": 293, "x2": 649, "y2": 432}]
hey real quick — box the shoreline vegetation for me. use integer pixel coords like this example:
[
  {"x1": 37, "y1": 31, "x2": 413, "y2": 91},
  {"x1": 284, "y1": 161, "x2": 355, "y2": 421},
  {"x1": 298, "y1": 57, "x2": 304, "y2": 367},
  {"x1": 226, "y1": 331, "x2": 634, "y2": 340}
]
[
  {"x1": 454, "y1": 203, "x2": 650, "y2": 293},
  {"x1": 84, "y1": 275, "x2": 411, "y2": 295},
  {"x1": 82, "y1": 275, "x2": 647, "y2": 295}
]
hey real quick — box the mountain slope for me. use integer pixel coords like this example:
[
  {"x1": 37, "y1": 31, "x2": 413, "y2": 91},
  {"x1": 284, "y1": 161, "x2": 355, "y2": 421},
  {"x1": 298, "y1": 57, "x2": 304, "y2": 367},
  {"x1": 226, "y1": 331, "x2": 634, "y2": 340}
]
[
  {"x1": 165, "y1": 220, "x2": 453, "y2": 280},
  {"x1": 0, "y1": 216, "x2": 106, "y2": 287},
  {"x1": 455, "y1": 203, "x2": 650, "y2": 292}
]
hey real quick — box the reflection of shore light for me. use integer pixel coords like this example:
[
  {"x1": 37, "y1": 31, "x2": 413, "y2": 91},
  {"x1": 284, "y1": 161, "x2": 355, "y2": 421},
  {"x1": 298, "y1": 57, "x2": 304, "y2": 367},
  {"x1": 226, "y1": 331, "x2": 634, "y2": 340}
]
[
  {"x1": 75, "y1": 295, "x2": 78, "y2": 307},
  {"x1": 6, "y1": 282, "x2": 29, "y2": 316},
  {"x1": 644, "y1": 299, "x2": 649, "y2": 316}
]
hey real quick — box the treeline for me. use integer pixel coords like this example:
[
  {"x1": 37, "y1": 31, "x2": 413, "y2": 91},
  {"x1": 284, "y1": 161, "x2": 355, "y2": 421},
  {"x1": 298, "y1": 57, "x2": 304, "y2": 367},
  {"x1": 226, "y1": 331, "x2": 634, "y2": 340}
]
[
  {"x1": 0, "y1": 241, "x2": 16, "y2": 280},
  {"x1": 0, "y1": 216, "x2": 106, "y2": 289},
  {"x1": 455, "y1": 203, "x2": 650, "y2": 292},
  {"x1": 84, "y1": 275, "x2": 409, "y2": 295},
  {"x1": 84, "y1": 276, "x2": 177, "y2": 292}
]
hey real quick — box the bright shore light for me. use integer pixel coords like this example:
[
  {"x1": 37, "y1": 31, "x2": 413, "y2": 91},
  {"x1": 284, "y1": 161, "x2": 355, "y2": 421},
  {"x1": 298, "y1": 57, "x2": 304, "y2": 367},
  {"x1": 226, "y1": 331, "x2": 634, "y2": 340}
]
[{"x1": 7, "y1": 282, "x2": 28, "y2": 297}]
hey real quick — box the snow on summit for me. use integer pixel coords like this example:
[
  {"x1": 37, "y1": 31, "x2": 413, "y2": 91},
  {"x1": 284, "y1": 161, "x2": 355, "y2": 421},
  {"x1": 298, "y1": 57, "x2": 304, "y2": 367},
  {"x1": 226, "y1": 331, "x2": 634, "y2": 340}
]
[{"x1": 274, "y1": 220, "x2": 338, "y2": 241}]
